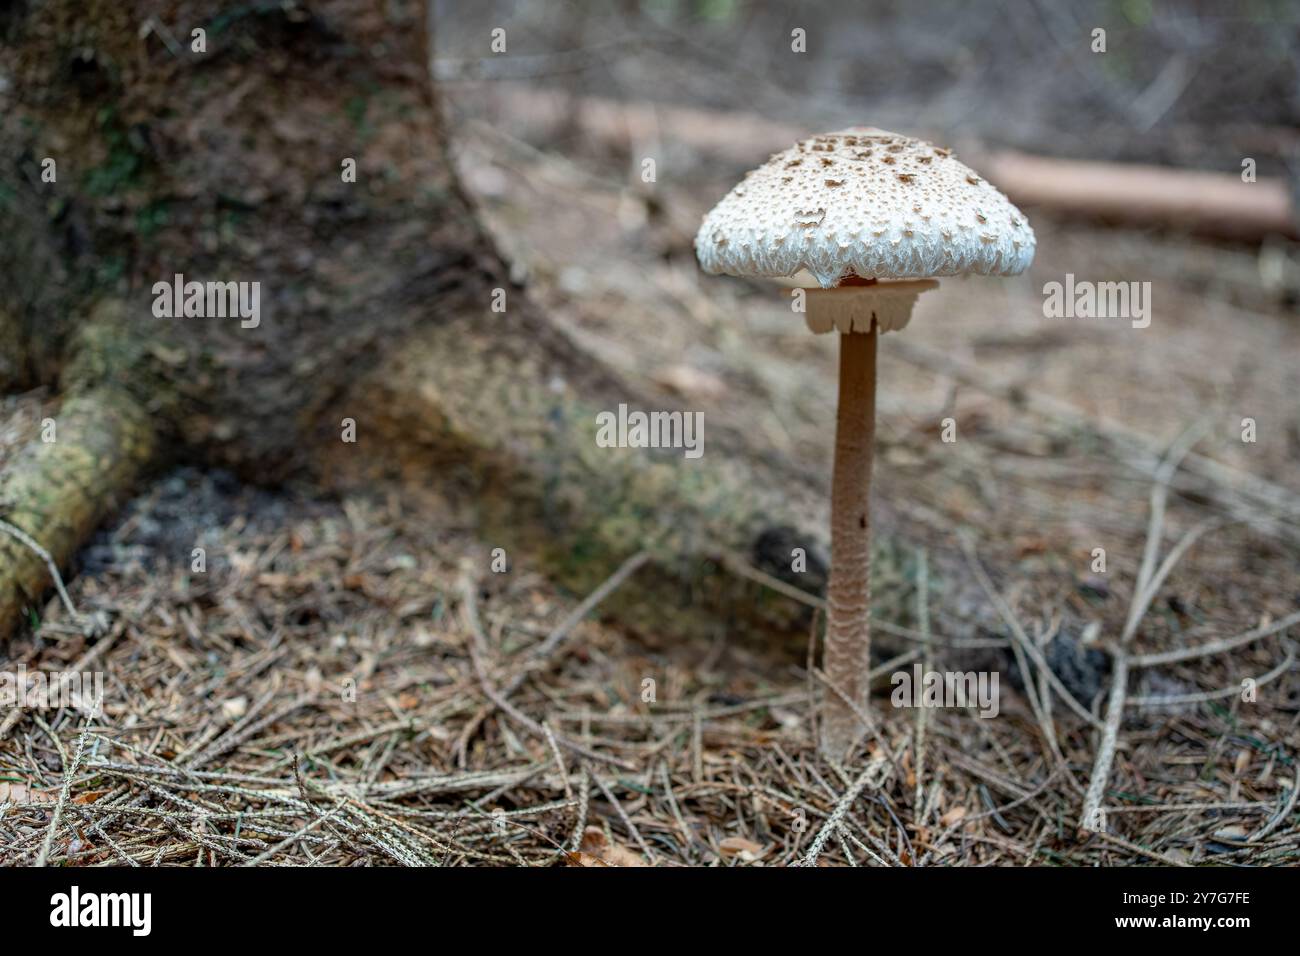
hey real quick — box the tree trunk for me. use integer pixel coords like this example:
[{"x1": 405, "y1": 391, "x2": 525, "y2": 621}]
[{"x1": 0, "y1": 0, "x2": 827, "y2": 642}]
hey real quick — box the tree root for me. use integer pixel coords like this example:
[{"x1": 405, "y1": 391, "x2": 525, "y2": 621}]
[
  {"x1": 335, "y1": 311, "x2": 829, "y2": 644},
  {"x1": 1, "y1": 302, "x2": 828, "y2": 647},
  {"x1": 0, "y1": 385, "x2": 156, "y2": 637}
]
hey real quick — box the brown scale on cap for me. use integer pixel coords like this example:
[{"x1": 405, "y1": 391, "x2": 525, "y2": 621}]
[{"x1": 695, "y1": 125, "x2": 1036, "y2": 287}]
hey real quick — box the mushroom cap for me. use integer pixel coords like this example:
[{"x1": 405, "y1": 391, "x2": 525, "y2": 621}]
[{"x1": 694, "y1": 127, "x2": 1036, "y2": 287}]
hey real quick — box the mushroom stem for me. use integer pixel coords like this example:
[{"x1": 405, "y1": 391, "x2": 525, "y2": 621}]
[{"x1": 822, "y1": 326, "x2": 877, "y2": 761}]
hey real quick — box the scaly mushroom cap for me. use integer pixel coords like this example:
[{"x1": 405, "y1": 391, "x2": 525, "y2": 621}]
[{"x1": 695, "y1": 127, "x2": 1036, "y2": 287}]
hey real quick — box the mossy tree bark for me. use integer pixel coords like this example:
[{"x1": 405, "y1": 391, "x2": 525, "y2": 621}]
[
  {"x1": 0, "y1": 384, "x2": 156, "y2": 637},
  {"x1": 0, "y1": 0, "x2": 828, "y2": 642},
  {"x1": 348, "y1": 309, "x2": 827, "y2": 642}
]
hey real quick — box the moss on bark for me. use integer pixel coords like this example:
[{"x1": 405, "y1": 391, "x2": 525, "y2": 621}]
[
  {"x1": 342, "y1": 310, "x2": 828, "y2": 644},
  {"x1": 0, "y1": 0, "x2": 831, "y2": 646},
  {"x1": 0, "y1": 383, "x2": 156, "y2": 636}
]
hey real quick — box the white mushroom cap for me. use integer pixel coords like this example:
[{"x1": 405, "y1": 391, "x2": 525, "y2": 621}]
[{"x1": 695, "y1": 127, "x2": 1036, "y2": 287}]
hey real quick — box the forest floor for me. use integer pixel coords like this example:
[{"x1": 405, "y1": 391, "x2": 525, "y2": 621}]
[{"x1": 1, "y1": 94, "x2": 1297, "y2": 865}]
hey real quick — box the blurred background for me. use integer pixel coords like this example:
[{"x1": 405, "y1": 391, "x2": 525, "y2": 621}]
[
  {"x1": 424, "y1": 0, "x2": 1300, "y2": 863},
  {"x1": 434, "y1": 0, "x2": 1300, "y2": 170},
  {"x1": 432, "y1": 0, "x2": 1300, "y2": 564}
]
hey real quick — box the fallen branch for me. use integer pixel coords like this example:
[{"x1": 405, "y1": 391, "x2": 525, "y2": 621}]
[
  {"x1": 482, "y1": 86, "x2": 1297, "y2": 240},
  {"x1": 979, "y1": 150, "x2": 1296, "y2": 241}
]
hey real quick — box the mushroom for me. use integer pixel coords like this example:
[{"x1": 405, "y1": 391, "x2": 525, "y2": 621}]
[{"x1": 694, "y1": 127, "x2": 1035, "y2": 760}]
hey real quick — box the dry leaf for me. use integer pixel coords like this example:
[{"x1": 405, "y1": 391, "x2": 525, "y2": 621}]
[
  {"x1": 940, "y1": 805, "x2": 967, "y2": 827},
  {"x1": 718, "y1": 836, "x2": 768, "y2": 862},
  {"x1": 0, "y1": 781, "x2": 53, "y2": 804},
  {"x1": 572, "y1": 826, "x2": 646, "y2": 867}
]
